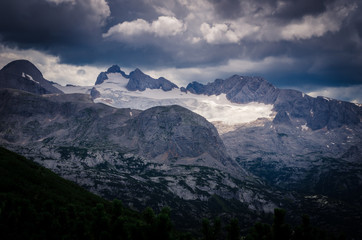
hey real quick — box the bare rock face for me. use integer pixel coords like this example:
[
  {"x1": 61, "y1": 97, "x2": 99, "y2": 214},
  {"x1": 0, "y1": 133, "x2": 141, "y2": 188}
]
[
  {"x1": 90, "y1": 87, "x2": 101, "y2": 99},
  {"x1": 95, "y1": 65, "x2": 128, "y2": 85},
  {"x1": 126, "y1": 68, "x2": 178, "y2": 91},
  {"x1": 272, "y1": 111, "x2": 292, "y2": 125},
  {"x1": 125, "y1": 105, "x2": 228, "y2": 160},
  {"x1": 95, "y1": 72, "x2": 108, "y2": 85},
  {"x1": 0, "y1": 60, "x2": 63, "y2": 94}
]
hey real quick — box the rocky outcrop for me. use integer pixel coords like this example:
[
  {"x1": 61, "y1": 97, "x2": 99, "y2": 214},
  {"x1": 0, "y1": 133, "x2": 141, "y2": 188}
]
[
  {"x1": 90, "y1": 87, "x2": 101, "y2": 99},
  {"x1": 125, "y1": 105, "x2": 228, "y2": 161},
  {"x1": 95, "y1": 65, "x2": 128, "y2": 85},
  {"x1": 126, "y1": 68, "x2": 178, "y2": 91},
  {"x1": 95, "y1": 72, "x2": 108, "y2": 85},
  {"x1": 0, "y1": 60, "x2": 63, "y2": 94},
  {"x1": 106, "y1": 65, "x2": 128, "y2": 77},
  {"x1": 272, "y1": 111, "x2": 292, "y2": 125}
]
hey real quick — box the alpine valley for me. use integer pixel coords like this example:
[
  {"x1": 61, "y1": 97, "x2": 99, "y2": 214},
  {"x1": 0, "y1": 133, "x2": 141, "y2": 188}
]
[{"x1": 1, "y1": 60, "x2": 361, "y2": 238}]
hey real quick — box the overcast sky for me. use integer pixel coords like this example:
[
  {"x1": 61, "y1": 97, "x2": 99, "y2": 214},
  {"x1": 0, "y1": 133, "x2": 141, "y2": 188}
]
[{"x1": 0, "y1": 0, "x2": 361, "y2": 102}]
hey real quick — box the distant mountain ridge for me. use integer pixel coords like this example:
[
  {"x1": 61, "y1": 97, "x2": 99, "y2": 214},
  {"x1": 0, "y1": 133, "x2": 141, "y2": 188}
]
[
  {"x1": 186, "y1": 75, "x2": 279, "y2": 104},
  {"x1": 0, "y1": 59, "x2": 63, "y2": 95},
  {"x1": 92, "y1": 65, "x2": 361, "y2": 132},
  {"x1": 186, "y1": 74, "x2": 361, "y2": 130},
  {"x1": 96, "y1": 65, "x2": 178, "y2": 91}
]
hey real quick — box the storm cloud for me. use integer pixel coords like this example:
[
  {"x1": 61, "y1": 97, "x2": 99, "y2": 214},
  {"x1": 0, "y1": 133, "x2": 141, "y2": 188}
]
[{"x1": 0, "y1": 0, "x2": 361, "y2": 101}]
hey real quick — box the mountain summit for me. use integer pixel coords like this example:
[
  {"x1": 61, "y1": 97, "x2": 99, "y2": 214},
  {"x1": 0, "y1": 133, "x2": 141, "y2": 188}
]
[
  {"x1": 127, "y1": 68, "x2": 178, "y2": 91},
  {"x1": 0, "y1": 60, "x2": 63, "y2": 95},
  {"x1": 95, "y1": 64, "x2": 128, "y2": 85},
  {"x1": 95, "y1": 65, "x2": 178, "y2": 91}
]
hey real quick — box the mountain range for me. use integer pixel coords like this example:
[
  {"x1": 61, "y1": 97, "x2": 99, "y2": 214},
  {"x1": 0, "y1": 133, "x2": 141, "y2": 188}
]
[{"x1": 0, "y1": 60, "x2": 361, "y2": 238}]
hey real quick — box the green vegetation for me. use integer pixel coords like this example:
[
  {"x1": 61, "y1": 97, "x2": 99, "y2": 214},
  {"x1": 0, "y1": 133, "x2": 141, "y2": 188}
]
[
  {"x1": 0, "y1": 147, "x2": 180, "y2": 240},
  {"x1": 0, "y1": 147, "x2": 347, "y2": 239}
]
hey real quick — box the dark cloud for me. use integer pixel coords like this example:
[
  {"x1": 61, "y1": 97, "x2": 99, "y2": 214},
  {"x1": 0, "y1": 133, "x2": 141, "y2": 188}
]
[
  {"x1": 106, "y1": 0, "x2": 157, "y2": 25},
  {"x1": 273, "y1": 0, "x2": 331, "y2": 20},
  {"x1": 208, "y1": 0, "x2": 243, "y2": 19},
  {"x1": 208, "y1": 0, "x2": 336, "y2": 21},
  {"x1": 0, "y1": 0, "x2": 108, "y2": 50}
]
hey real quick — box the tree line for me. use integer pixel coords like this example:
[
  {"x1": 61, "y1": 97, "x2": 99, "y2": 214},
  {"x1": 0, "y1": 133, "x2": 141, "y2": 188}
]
[{"x1": 0, "y1": 196, "x2": 346, "y2": 240}]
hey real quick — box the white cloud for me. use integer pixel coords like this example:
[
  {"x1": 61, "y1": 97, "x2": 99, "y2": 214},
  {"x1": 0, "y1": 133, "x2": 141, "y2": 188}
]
[
  {"x1": 307, "y1": 85, "x2": 362, "y2": 104},
  {"x1": 200, "y1": 21, "x2": 259, "y2": 44},
  {"x1": 103, "y1": 16, "x2": 186, "y2": 40},
  {"x1": 103, "y1": 19, "x2": 150, "y2": 38},
  {"x1": 281, "y1": 2, "x2": 357, "y2": 40},
  {"x1": 200, "y1": 23, "x2": 238, "y2": 44},
  {"x1": 152, "y1": 16, "x2": 186, "y2": 37},
  {"x1": 0, "y1": 44, "x2": 103, "y2": 86}
]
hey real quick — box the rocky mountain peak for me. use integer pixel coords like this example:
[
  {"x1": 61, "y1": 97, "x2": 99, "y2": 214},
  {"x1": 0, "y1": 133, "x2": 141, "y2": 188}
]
[
  {"x1": 0, "y1": 59, "x2": 63, "y2": 95},
  {"x1": 1, "y1": 59, "x2": 43, "y2": 78},
  {"x1": 95, "y1": 65, "x2": 128, "y2": 85},
  {"x1": 127, "y1": 68, "x2": 178, "y2": 91},
  {"x1": 107, "y1": 65, "x2": 121, "y2": 73}
]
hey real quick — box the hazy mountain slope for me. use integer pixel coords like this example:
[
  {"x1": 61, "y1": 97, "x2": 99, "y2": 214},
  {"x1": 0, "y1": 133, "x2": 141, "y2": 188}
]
[{"x1": 0, "y1": 60, "x2": 63, "y2": 94}]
